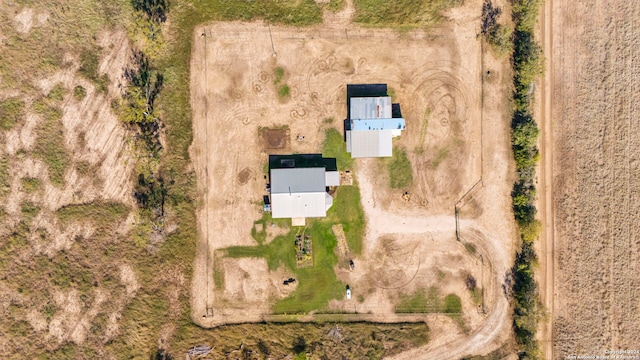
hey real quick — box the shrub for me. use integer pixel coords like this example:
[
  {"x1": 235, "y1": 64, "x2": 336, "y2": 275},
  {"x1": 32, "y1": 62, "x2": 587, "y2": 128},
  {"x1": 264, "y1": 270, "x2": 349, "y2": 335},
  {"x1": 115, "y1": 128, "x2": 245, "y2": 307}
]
[
  {"x1": 73, "y1": 85, "x2": 87, "y2": 101},
  {"x1": 482, "y1": 0, "x2": 512, "y2": 56},
  {"x1": 131, "y1": 0, "x2": 169, "y2": 23}
]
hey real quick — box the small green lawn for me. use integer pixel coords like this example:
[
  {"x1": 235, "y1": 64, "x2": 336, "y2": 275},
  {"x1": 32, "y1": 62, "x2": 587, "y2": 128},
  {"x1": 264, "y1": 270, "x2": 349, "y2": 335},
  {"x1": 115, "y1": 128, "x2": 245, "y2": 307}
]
[
  {"x1": 386, "y1": 146, "x2": 413, "y2": 189},
  {"x1": 322, "y1": 128, "x2": 353, "y2": 170},
  {"x1": 225, "y1": 185, "x2": 364, "y2": 314}
]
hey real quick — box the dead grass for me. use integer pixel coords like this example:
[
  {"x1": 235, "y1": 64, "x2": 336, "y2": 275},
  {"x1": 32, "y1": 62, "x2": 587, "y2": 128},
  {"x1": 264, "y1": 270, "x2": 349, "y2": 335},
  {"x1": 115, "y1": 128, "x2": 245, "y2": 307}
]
[{"x1": 172, "y1": 322, "x2": 429, "y2": 359}]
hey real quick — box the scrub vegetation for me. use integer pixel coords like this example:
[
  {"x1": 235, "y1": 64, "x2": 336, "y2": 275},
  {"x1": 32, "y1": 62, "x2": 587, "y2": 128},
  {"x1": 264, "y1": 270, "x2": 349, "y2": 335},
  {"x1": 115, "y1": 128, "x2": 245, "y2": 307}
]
[
  {"x1": 506, "y1": 0, "x2": 545, "y2": 358},
  {"x1": 0, "y1": 0, "x2": 469, "y2": 357}
]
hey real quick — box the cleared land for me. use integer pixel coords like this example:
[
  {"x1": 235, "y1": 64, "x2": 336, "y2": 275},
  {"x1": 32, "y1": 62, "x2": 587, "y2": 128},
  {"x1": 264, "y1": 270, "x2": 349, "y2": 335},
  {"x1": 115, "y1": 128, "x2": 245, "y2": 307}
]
[
  {"x1": 190, "y1": 1, "x2": 516, "y2": 357},
  {"x1": 546, "y1": 0, "x2": 640, "y2": 358}
]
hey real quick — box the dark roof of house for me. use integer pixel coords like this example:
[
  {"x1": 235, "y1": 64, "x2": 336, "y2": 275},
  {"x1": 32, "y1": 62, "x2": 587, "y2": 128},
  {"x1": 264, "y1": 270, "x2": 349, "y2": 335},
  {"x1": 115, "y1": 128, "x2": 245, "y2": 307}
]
[{"x1": 269, "y1": 154, "x2": 337, "y2": 172}]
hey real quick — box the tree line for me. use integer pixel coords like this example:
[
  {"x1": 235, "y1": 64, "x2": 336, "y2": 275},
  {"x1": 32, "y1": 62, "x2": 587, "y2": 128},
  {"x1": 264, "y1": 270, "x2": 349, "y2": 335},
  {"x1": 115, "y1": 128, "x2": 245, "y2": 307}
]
[{"x1": 483, "y1": 0, "x2": 545, "y2": 358}]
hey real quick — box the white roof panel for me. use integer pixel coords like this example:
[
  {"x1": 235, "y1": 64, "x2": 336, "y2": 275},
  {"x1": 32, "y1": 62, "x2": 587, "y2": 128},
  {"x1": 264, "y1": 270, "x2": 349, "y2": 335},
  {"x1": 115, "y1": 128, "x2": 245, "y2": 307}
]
[
  {"x1": 349, "y1": 130, "x2": 393, "y2": 158},
  {"x1": 271, "y1": 192, "x2": 327, "y2": 218},
  {"x1": 325, "y1": 171, "x2": 340, "y2": 186},
  {"x1": 350, "y1": 97, "x2": 392, "y2": 120}
]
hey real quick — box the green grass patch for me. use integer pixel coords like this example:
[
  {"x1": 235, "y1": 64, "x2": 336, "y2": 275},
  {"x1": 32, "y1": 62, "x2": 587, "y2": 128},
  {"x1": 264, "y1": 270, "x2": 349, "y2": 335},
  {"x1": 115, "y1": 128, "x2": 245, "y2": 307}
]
[
  {"x1": 386, "y1": 147, "x2": 413, "y2": 188},
  {"x1": 272, "y1": 66, "x2": 290, "y2": 100},
  {"x1": 326, "y1": 0, "x2": 346, "y2": 12},
  {"x1": 21, "y1": 177, "x2": 41, "y2": 193},
  {"x1": 79, "y1": 47, "x2": 110, "y2": 93},
  {"x1": 182, "y1": 0, "x2": 323, "y2": 25},
  {"x1": 274, "y1": 66, "x2": 285, "y2": 84},
  {"x1": 353, "y1": 0, "x2": 462, "y2": 28},
  {"x1": 0, "y1": 157, "x2": 10, "y2": 198},
  {"x1": 213, "y1": 255, "x2": 225, "y2": 290},
  {"x1": 31, "y1": 98, "x2": 69, "y2": 186},
  {"x1": 470, "y1": 288, "x2": 483, "y2": 306},
  {"x1": 430, "y1": 147, "x2": 449, "y2": 169},
  {"x1": 395, "y1": 287, "x2": 462, "y2": 313},
  {"x1": 327, "y1": 186, "x2": 364, "y2": 254},
  {"x1": 47, "y1": 84, "x2": 66, "y2": 102},
  {"x1": 57, "y1": 202, "x2": 129, "y2": 238},
  {"x1": 443, "y1": 294, "x2": 462, "y2": 313},
  {"x1": 387, "y1": 86, "x2": 397, "y2": 101},
  {"x1": 21, "y1": 202, "x2": 41, "y2": 225},
  {"x1": 250, "y1": 211, "x2": 289, "y2": 244},
  {"x1": 277, "y1": 84, "x2": 291, "y2": 99},
  {"x1": 322, "y1": 128, "x2": 353, "y2": 170},
  {"x1": 0, "y1": 97, "x2": 25, "y2": 130},
  {"x1": 57, "y1": 202, "x2": 129, "y2": 224}
]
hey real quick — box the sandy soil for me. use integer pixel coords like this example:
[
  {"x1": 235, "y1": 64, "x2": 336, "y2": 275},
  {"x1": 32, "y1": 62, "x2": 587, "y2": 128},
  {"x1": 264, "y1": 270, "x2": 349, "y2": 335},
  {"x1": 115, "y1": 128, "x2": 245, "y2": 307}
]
[
  {"x1": 190, "y1": 0, "x2": 516, "y2": 357},
  {"x1": 537, "y1": 0, "x2": 556, "y2": 357},
  {"x1": 0, "y1": 28, "x2": 136, "y2": 349},
  {"x1": 546, "y1": 1, "x2": 640, "y2": 358}
]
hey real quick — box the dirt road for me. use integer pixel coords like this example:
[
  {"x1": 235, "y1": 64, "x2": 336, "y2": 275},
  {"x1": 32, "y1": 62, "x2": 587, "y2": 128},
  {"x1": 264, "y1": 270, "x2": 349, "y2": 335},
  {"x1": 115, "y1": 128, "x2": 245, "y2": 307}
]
[{"x1": 538, "y1": 0, "x2": 556, "y2": 357}]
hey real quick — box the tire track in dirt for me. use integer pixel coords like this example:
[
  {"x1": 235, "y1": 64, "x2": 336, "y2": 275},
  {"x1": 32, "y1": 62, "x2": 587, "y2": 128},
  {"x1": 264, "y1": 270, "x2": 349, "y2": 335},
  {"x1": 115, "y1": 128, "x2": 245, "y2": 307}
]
[{"x1": 358, "y1": 160, "x2": 511, "y2": 360}]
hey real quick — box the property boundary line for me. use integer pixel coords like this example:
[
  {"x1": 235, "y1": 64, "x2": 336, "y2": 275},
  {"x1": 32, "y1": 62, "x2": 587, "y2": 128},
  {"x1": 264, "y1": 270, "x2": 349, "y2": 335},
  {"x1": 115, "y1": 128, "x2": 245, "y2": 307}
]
[{"x1": 203, "y1": 30, "x2": 215, "y2": 318}]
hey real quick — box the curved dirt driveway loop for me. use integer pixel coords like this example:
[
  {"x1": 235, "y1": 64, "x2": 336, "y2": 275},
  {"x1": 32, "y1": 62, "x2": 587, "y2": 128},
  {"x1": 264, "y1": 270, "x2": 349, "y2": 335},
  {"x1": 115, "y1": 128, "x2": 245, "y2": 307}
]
[{"x1": 359, "y1": 161, "x2": 512, "y2": 360}]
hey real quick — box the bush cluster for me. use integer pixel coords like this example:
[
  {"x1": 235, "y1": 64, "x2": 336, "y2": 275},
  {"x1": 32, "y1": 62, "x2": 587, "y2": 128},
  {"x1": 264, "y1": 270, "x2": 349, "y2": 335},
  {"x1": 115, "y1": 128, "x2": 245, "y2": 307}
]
[
  {"x1": 481, "y1": 0, "x2": 512, "y2": 56},
  {"x1": 131, "y1": 0, "x2": 169, "y2": 23},
  {"x1": 508, "y1": 0, "x2": 544, "y2": 358},
  {"x1": 123, "y1": 5, "x2": 169, "y2": 217}
]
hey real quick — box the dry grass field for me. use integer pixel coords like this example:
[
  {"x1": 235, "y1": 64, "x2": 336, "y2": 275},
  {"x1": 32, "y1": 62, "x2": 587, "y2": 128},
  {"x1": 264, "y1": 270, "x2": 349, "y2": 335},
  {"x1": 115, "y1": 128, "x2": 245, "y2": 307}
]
[
  {"x1": 190, "y1": 1, "x2": 517, "y2": 357},
  {"x1": 544, "y1": 0, "x2": 640, "y2": 358},
  {"x1": 0, "y1": 0, "x2": 524, "y2": 358}
]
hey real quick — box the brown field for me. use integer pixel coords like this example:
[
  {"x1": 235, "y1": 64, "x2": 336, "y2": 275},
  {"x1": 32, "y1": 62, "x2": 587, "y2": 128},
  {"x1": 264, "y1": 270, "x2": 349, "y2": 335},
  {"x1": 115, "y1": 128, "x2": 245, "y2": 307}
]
[
  {"x1": 190, "y1": 1, "x2": 517, "y2": 357},
  {"x1": 542, "y1": 0, "x2": 640, "y2": 358}
]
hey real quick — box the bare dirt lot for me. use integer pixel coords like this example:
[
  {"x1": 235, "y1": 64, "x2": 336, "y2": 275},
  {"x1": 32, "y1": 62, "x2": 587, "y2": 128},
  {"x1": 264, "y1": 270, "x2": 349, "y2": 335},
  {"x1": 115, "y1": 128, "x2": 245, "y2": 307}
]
[
  {"x1": 544, "y1": 0, "x2": 640, "y2": 358},
  {"x1": 190, "y1": 1, "x2": 516, "y2": 357}
]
